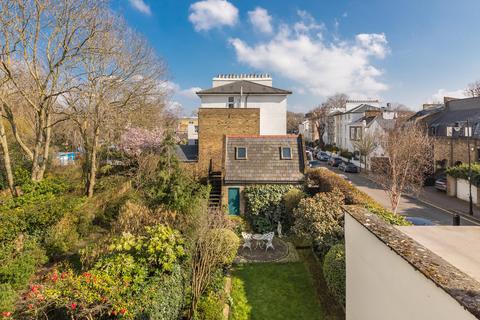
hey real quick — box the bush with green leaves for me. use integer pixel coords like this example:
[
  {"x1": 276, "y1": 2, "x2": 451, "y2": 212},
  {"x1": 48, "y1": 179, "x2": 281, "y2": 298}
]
[
  {"x1": 0, "y1": 237, "x2": 47, "y2": 313},
  {"x1": 44, "y1": 214, "x2": 80, "y2": 257},
  {"x1": 205, "y1": 229, "x2": 240, "y2": 266},
  {"x1": 306, "y1": 168, "x2": 410, "y2": 226},
  {"x1": 196, "y1": 271, "x2": 226, "y2": 320},
  {"x1": 292, "y1": 188, "x2": 345, "y2": 256},
  {"x1": 21, "y1": 225, "x2": 187, "y2": 319},
  {"x1": 109, "y1": 224, "x2": 186, "y2": 272},
  {"x1": 446, "y1": 162, "x2": 480, "y2": 186},
  {"x1": 323, "y1": 243, "x2": 346, "y2": 306},
  {"x1": 243, "y1": 185, "x2": 302, "y2": 233}
]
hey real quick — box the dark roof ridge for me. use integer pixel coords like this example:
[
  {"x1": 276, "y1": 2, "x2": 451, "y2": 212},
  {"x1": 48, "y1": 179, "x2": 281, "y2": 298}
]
[{"x1": 196, "y1": 80, "x2": 292, "y2": 95}]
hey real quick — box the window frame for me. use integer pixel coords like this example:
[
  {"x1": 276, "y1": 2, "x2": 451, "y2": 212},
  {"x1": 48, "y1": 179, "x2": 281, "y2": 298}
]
[
  {"x1": 228, "y1": 96, "x2": 235, "y2": 108},
  {"x1": 235, "y1": 146, "x2": 247, "y2": 160},
  {"x1": 280, "y1": 146, "x2": 292, "y2": 160}
]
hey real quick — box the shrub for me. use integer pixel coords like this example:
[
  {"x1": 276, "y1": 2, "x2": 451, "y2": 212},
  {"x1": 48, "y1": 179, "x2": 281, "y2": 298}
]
[
  {"x1": 196, "y1": 271, "x2": 226, "y2": 320},
  {"x1": 323, "y1": 243, "x2": 346, "y2": 306},
  {"x1": 0, "y1": 237, "x2": 47, "y2": 313},
  {"x1": 292, "y1": 189, "x2": 344, "y2": 256},
  {"x1": 44, "y1": 214, "x2": 80, "y2": 257},
  {"x1": 446, "y1": 163, "x2": 480, "y2": 186},
  {"x1": 109, "y1": 224, "x2": 186, "y2": 272},
  {"x1": 243, "y1": 185, "x2": 300, "y2": 233},
  {"x1": 205, "y1": 229, "x2": 240, "y2": 266},
  {"x1": 229, "y1": 278, "x2": 251, "y2": 320},
  {"x1": 228, "y1": 216, "x2": 250, "y2": 237},
  {"x1": 283, "y1": 188, "x2": 306, "y2": 230},
  {"x1": 340, "y1": 150, "x2": 353, "y2": 159},
  {"x1": 306, "y1": 168, "x2": 410, "y2": 226},
  {"x1": 137, "y1": 265, "x2": 185, "y2": 320}
]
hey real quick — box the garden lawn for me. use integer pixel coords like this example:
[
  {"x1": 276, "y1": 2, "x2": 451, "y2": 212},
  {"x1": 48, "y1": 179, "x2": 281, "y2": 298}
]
[{"x1": 230, "y1": 262, "x2": 327, "y2": 320}]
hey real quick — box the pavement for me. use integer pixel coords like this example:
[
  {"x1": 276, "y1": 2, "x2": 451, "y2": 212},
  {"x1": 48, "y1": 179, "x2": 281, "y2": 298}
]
[{"x1": 316, "y1": 162, "x2": 480, "y2": 226}]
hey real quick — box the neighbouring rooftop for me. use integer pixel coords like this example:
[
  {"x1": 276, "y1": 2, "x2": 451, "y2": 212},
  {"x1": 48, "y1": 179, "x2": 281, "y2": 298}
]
[{"x1": 196, "y1": 80, "x2": 292, "y2": 95}]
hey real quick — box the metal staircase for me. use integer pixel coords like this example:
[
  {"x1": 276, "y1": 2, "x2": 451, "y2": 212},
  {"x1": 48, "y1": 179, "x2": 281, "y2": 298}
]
[{"x1": 208, "y1": 171, "x2": 222, "y2": 208}]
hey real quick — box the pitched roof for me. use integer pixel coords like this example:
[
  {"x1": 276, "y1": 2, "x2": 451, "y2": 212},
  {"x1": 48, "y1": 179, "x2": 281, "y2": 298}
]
[
  {"x1": 175, "y1": 145, "x2": 198, "y2": 162},
  {"x1": 349, "y1": 115, "x2": 377, "y2": 127},
  {"x1": 224, "y1": 135, "x2": 305, "y2": 184},
  {"x1": 345, "y1": 104, "x2": 380, "y2": 114},
  {"x1": 196, "y1": 80, "x2": 292, "y2": 95}
]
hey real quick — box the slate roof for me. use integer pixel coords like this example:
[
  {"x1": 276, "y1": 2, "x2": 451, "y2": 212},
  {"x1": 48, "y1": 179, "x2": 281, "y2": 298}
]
[
  {"x1": 175, "y1": 145, "x2": 198, "y2": 162},
  {"x1": 224, "y1": 135, "x2": 305, "y2": 184},
  {"x1": 196, "y1": 80, "x2": 292, "y2": 95},
  {"x1": 428, "y1": 97, "x2": 480, "y2": 137},
  {"x1": 349, "y1": 115, "x2": 377, "y2": 127}
]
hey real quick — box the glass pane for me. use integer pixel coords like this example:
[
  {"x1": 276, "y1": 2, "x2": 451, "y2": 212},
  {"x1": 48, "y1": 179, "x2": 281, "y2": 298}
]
[
  {"x1": 237, "y1": 147, "x2": 247, "y2": 159},
  {"x1": 282, "y1": 147, "x2": 292, "y2": 159}
]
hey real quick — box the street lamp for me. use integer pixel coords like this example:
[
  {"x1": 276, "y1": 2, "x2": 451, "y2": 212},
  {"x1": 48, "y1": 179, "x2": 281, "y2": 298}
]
[{"x1": 466, "y1": 119, "x2": 474, "y2": 216}]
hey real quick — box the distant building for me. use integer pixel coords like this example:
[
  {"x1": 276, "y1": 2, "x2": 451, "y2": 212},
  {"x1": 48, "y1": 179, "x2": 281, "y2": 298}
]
[{"x1": 177, "y1": 117, "x2": 198, "y2": 145}]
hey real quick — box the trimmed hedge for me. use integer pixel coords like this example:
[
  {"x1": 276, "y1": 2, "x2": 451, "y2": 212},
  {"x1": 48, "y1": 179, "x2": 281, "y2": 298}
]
[
  {"x1": 446, "y1": 163, "x2": 480, "y2": 186},
  {"x1": 323, "y1": 243, "x2": 345, "y2": 307},
  {"x1": 306, "y1": 168, "x2": 410, "y2": 226}
]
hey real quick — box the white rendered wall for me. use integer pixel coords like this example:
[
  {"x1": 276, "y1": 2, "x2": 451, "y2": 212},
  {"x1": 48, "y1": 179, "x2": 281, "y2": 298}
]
[
  {"x1": 187, "y1": 123, "x2": 198, "y2": 145},
  {"x1": 200, "y1": 94, "x2": 287, "y2": 135},
  {"x1": 345, "y1": 214, "x2": 476, "y2": 320},
  {"x1": 456, "y1": 179, "x2": 478, "y2": 204}
]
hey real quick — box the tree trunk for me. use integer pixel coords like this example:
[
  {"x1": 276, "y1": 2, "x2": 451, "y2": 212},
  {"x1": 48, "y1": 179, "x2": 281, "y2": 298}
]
[
  {"x1": 31, "y1": 110, "x2": 45, "y2": 181},
  {"x1": 0, "y1": 106, "x2": 16, "y2": 196},
  {"x1": 86, "y1": 127, "x2": 99, "y2": 197},
  {"x1": 37, "y1": 114, "x2": 52, "y2": 181}
]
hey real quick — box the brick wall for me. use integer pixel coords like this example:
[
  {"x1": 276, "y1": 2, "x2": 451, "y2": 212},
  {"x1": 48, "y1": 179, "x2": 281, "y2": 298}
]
[
  {"x1": 433, "y1": 137, "x2": 480, "y2": 167},
  {"x1": 198, "y1": 108, "x2": 260, "y2": 176}
]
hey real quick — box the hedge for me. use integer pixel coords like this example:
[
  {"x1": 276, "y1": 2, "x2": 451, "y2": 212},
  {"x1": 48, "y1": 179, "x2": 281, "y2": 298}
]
[
  {"x1": 446, "y1": 163, "x2": 480, "y2": 186},
  {"x1": 306, "y1": 168, "x2": 410, "y2": 226},
  {"x1": 243, "y1": 185, "x2": 301, "y2": 233},
  {"x1": 323, "y1": 243, "x2": 345, "y2": 307}
]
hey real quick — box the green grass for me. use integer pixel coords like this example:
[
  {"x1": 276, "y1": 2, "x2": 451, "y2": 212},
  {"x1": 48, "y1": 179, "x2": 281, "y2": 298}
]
[{"x1": 229, "y1": 262, "x2": 328, "y2": 320}]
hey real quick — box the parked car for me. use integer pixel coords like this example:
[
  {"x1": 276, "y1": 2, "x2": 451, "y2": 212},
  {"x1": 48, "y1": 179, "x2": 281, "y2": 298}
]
[
  {"x1": 434, "y1": 175, "x2": 447, "y2": 192},
  {"x1": 328, "y1": 157, "x2": 343, "y2": 167},
  {"x1": 308, "y1": 160, "x2": 323, "y2": 168},
  {"x1": 317, "y1": 151, "x2": 330, "y2": 161},
  {"x1": 405, "y1": 217, "x2": 434, "y2": 226},
  {"x1": 338, "y1": 173, "x2": 352, "y2": 184},
  {"x1": 338, "y1": 162, "x2": 360, "y2": 173}
]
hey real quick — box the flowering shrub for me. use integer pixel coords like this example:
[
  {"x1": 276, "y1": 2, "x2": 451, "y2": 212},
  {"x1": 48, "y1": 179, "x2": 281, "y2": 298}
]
[{"x1": 19, "y1": 224, "x2": 186, "y2": 319}]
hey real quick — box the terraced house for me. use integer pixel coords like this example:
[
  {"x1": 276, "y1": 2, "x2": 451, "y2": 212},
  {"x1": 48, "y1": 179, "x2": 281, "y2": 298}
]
[{"x1": 177, "y1": 74, "x2": 306, "y2": 214}]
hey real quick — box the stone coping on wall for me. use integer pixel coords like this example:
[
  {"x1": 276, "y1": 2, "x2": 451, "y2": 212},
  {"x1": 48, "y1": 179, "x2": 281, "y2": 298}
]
[{"x1": 345, "y1": 205, "x2": 480, "y2": 318}]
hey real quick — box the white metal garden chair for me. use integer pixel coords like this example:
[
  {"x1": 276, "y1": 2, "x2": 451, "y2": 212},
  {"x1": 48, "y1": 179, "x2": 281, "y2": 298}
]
[
  {"x1": 263, "y1": 232, "x2": 275, "y2": 251},
  {"x1": 241, "y1": 232, "x2": 252, "y2": 251}
]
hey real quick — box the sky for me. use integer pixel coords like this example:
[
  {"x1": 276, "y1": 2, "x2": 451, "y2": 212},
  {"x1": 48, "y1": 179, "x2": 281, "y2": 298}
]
[{"x1": 113, "y1": 0, "x2": 480, "y2": 114}]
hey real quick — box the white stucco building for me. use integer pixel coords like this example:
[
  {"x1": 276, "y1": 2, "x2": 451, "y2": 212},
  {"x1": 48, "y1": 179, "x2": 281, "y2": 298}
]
[{"x1": 196, "y1": 74, "x2": 291, "y2": 135}]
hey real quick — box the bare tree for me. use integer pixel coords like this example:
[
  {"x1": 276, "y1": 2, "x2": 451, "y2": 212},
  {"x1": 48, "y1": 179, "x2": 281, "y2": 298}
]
[
  {"x1": 0, "y1": 0, "x2": 108, "y2": 181},
  {"x1": 0, "y1": 102, "x2": 16, "y2": 195},
  {"x1": 64, "y1": 24, "x2": 168, "y2": 197},
  {"x1": 373, "y1": 122, "x2": 432, "y2": 213},
  {"x1": 352, "y1": 132, "x2": 377, "y2": 172},
  {"x1": 465, "y1": 80, "x2": 480, "y2": 97},
  {"x1": 287, "y1": 111, "x2": 305, "y2": 134},
  {"x1": 308, "y1": 93, "x2": 348, "y2": 147}
]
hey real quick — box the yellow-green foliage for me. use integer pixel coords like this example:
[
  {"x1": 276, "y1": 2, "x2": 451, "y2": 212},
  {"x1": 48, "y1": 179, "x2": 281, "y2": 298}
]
[
  {"x1": 229, "y1": 278, "x2": 251, "y2": 320},
  {"x1": 323, "y1": 243, "x2": 346, "y2": 306}
]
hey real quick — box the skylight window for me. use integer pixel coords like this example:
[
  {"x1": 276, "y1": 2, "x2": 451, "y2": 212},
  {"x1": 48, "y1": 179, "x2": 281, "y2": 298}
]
[
  {"x1": 281, "y1": 147, "x2": 292, "y2": 160},
  {"x1": 236, "y1": 147, "x2": 247, "y2": 160}
]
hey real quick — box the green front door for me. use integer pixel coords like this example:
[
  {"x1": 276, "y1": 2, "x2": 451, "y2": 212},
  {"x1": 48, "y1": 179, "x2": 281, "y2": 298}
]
[{"x1": 228, "y1": 188, "x2": 240, "y2": 215}]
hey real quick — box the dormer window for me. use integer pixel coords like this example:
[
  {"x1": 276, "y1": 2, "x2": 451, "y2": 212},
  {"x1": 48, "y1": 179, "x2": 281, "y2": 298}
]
[
  {"x1": 236, "y1": 147, "x2": 247, "y2": 160},
  {"x1": 281, "y1": 147, "x2": 292, "y2": 160},
  {"x1": 228, "y1": 96, "x2": 235, "y2": 108}
]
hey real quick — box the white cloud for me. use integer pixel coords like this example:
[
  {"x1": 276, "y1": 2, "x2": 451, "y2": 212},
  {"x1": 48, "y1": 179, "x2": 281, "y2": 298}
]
[
  {"x1": 248, "y1": 7, "x2": 273, "y2": 34},
  {"x1": 179, "y1": 87, "x2": 203, "y2": 99},
  {"x1": 129, "y1": 0, "x2": 151, "y2": 15},
  {"x1": 229, "y1": 11, "x2": 389, "y2": 98},
  {"x1": 189, "y1": 0, "x2": 238, "y2": 32},
  {"x1": 429, "y1": 88, "x2": 467, "y2": 103}
]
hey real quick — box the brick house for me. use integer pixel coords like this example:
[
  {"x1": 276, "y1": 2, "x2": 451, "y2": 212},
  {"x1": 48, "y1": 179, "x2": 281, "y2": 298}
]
[
  {"x1": 426, "y1": 96, "x2": 480, "y2": 169},
  {"x1": 177, "y1": 74, "x2": 305, "y2": 213},
  {"x1": 222, "y1": 135, "x2": 305, "y2": 215}
]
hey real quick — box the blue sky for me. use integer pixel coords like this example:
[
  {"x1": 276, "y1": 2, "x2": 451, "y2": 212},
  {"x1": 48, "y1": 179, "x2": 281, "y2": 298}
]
[{"x1": 113, "y1": 0, "x2": 480, "y2": 114}]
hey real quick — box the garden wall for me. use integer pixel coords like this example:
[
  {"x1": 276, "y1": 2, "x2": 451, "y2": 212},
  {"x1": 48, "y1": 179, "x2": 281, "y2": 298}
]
[
  {"x1": 456, "y1": 178, "x2": 478, "y2": 204},
  {"x1": 345, "y1": 208, "x2": 478, "y2": 320}
]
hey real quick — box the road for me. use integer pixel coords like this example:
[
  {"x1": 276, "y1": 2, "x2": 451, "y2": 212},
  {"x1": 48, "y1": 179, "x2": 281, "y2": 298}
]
[{"x1": 318, "y1": 163, "x2": 480, "y2": 226}]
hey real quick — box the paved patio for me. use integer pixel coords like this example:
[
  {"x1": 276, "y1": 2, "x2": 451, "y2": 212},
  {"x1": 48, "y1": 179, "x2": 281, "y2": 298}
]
[{"x1": 236, "y1": 238, "x2": 298, "y2": 263}]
